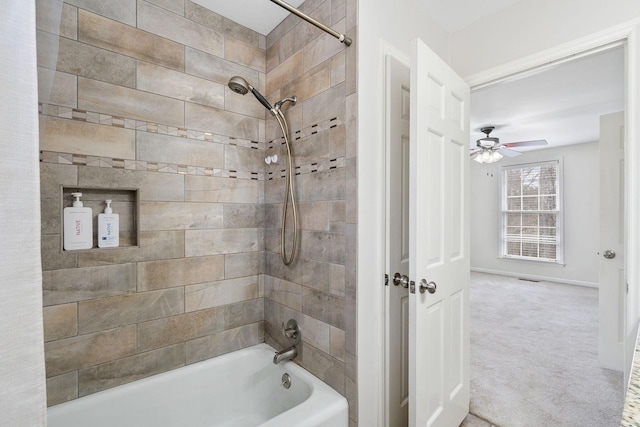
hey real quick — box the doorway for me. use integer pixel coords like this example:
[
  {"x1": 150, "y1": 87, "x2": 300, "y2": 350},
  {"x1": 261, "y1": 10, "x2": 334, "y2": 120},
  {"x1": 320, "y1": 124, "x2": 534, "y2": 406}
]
[{"x1": 382, "y1": 41, "x2": 630, "y2": 427}]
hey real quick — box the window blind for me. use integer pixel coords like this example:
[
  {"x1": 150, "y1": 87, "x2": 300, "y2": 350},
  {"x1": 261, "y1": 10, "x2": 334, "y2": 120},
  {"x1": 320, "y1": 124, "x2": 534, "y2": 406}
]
[{"x1": 501, "y1": 160, "x2": 562, "y2": 263}]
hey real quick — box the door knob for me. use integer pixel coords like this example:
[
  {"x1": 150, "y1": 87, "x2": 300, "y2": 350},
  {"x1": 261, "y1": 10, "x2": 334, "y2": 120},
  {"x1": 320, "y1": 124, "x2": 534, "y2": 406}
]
[
  {"x1": 419, "y1": 279, "x2": 437, "y2": 294},
  {"x1": 393, "y1": 272, "x2": 409, "y2": 288},
  {"x1": 603, "y1": 250, "x2": 616, "y2": 259}
]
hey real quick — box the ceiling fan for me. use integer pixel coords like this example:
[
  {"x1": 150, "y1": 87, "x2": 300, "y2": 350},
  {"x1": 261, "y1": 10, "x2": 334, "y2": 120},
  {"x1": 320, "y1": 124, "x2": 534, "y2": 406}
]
[{"x1": 470, "y1": 126, "x2": 548, "y2": 163}]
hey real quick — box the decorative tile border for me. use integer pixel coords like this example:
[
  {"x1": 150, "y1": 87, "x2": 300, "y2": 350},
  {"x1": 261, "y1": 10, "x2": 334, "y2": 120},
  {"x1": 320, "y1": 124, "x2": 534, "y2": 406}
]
[{"x1": 38, "y1": 103, "x2": 346, "y2": 181}]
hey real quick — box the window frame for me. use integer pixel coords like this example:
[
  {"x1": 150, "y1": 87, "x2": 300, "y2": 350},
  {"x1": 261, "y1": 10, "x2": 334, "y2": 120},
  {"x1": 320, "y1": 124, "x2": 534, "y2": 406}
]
[{"x1": 499, "y1": 159, "x2": 564, "y2": 265}]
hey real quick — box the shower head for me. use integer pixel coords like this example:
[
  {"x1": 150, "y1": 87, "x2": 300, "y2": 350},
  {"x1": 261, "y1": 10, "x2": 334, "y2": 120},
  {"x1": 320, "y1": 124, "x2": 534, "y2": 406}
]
[
  {"x1": 228, "y1": 76, "x2": 249, "y2": 95},
  {"x1": 227, "y1": 76, "x2": 273, "y2": 112}
]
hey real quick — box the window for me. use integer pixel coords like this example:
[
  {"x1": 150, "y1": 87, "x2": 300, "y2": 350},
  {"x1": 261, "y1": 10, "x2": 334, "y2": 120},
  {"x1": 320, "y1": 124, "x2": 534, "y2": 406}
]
[{"x1": 500, "y1": 160, "x2": 563, "y2": 263}]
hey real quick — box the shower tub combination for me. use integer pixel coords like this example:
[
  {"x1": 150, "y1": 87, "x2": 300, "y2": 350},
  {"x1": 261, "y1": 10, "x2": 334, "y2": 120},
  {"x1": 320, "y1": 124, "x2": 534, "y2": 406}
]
[{"x1": 47, "y1": 343, "x2": 348, "y2": 427}]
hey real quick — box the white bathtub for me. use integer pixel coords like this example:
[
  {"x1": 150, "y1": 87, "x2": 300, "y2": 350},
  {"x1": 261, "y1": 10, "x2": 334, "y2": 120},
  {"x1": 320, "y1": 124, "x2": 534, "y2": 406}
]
[{"x1": 47, "y1": 343, "x2": 348, "y2": 427}]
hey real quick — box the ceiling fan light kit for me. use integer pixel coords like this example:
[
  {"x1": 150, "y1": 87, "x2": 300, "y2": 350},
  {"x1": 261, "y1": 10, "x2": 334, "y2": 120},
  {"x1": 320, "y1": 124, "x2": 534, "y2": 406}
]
[
  {"x1": 470, "y1": 126, "x2": 548, "y2": 163},
  {"x1": 474, "y1": 150, "x2": 503, "y2": 164}
]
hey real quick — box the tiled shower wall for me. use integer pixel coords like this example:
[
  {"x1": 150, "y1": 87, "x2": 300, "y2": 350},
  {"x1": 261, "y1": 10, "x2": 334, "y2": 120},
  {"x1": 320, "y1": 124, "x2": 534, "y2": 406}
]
[
  {"x1": 36, "y1": 0, "x2": 358, "y2": 424},
  {"x1": 37, "y1": 0, "x2": 268, "y2": 406},
  {"x1": 262, "y1": 0, "x2": 358, "y2": 425}
]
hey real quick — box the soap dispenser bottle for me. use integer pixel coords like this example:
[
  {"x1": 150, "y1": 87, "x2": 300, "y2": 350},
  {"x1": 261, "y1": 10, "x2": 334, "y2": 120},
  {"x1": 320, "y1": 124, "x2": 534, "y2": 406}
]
[
  {"x1": 63, "y1": 192, "x2": 93, "y2": 250},
  {"x1": 98, "y1": 199, "x2": 119, "y2": 248}
]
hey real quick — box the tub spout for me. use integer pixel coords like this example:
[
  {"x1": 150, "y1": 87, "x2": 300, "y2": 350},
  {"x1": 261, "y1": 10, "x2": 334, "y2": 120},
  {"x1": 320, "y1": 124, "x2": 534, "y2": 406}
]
[{"x1": 273, "y1": 345, "x2": 298, "y2": 364}]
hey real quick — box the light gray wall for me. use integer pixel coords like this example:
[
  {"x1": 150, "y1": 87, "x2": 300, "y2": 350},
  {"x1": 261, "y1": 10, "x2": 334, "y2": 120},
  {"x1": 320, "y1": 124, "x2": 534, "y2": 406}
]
[
  {"x1": 470, "y1": 142, "x2": 600, "y2": 286},
  {"x1": 0, "y1": 2, "x2": 47, "y2": 426}
]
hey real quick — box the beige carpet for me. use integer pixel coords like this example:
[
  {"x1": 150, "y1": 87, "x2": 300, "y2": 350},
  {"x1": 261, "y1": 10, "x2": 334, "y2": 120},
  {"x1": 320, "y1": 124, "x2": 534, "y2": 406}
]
[{"x1": 469, "y1": 272, "x2": 624, "y2": 427}]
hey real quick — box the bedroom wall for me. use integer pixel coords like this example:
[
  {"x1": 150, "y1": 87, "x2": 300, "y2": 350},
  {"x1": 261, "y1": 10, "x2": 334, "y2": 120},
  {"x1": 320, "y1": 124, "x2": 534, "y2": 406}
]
[{"x1": 470, "y1": 141, "x2": 600, "y2": 286}]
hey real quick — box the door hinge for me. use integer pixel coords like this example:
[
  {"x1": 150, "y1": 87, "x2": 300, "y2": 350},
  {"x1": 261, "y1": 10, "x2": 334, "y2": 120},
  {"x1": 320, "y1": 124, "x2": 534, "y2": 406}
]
[
  {"x1": 384, "y1": 273, "x2": 389, "y2": 286},
  {"x1": 410, "y1": 280, "x2": 415, "y2": 294}
]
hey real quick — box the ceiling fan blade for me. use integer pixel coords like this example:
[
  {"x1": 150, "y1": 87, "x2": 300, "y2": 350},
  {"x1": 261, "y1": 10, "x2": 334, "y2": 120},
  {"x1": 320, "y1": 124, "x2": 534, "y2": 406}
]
[
  {"x1": 470, "y1": 148, "x2": 481, "y2": 156},
  {"x1": 498, "y1": 147, "x2": 522, "y2": 157},
  {"x1": 503, "y1": 139, "x2": 548, "y2": 148}
]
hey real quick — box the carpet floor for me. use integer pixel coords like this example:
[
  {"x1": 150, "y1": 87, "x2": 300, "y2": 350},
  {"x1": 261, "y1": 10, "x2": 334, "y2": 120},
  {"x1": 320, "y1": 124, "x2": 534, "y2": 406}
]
[{"x1": 469, "y1": 272, "x2": 624, "y2": 427}]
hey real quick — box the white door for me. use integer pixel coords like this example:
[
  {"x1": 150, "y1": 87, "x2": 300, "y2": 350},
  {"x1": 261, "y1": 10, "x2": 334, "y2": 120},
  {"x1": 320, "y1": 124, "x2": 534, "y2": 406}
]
[
  {"x1": 408, "y1": 38, "x2": 470, "y2": 427},
  {"x1": 599, "y1": 111, "x2": 625, "y2": 371},
  {"x1": 386, "y1": 55, "x2": 411, "y2": 427}
]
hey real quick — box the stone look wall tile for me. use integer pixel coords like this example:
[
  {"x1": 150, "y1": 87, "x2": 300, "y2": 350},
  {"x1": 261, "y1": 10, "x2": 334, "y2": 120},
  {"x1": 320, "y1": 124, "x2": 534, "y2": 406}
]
[
  {"x1": 78, "y1": 77, "x2": 185, "y2": 128},
  {"x1": 140, "y1": 202, "x2": 223, "y2": 231},
  {"x1": 185, "y1": 322, "x2": 263, "y2": 364},
  {"x1": 45, "y1": 325, "x2": 137, "y2": 377},
  {"x1": 57, "y1": 36, "x2": 137, "y2": 88},
  {"x1": 137, "y1": 61, "x2": 224, "y2": 107},
  {"x1": 301, "y1": 314, "x2": 331, "y2": 354},
  {"x1": 185, "y1": 47, "x2": 261, "y2": 87},
  {"x1": 225, "y1": 37, "x2": 266, "y2": 73},
  {"x1": 78, "y1": 9, "x2": 185, "y2": 71},
  {"x1": 300, "y1": 342, "x2": 345, "y2": 395},
  {"x1": 137, "y1": 255, "x2": 225, "y2": 291},
  {"x1": 41, "y1": 198, "x2": 61, "y2": 236},
  {"x1": 78, "y1": 288, "x2": 184, "y2": 334},
  {"x1": 137, "y1": 309, "x2": 224, "y2": 352},
  {"x1": 39, "y1": 116, "x2": 136, "y2": 159},
  {"x1": 78, "y1": 343, "x2": 185, "y2": 396},
  {"x1": 138, "y1": 0, "x2": 223, "y2": 58},
  {"x1": 185, "y1": 276, "x2": 260, "y2": 312},
  {"x1": 222, "y1": 204, "x2": 264, "y2": 229},
  {"x1": 43, "y1": 303, "x2": 78, "y2": 342},
  {"x1": 185, "y1": 1, "x2": 265, "y2": 49},
  {"x1": 185, "y1": 102, "x2": 259, "y2": 140},
  {"x1": 330, "y1": 326, "x2": 346, "y2": 362},
  {"x1": 42, "y1": 263, "x2": 136, "y2": 306},
  {"x1": 185, "y1": 175, "x2": 259, "y2": 203},
  {"x1": 65, "y1": 0, "x2": 136, "y2": 26},
  {"x1": 136, "y1": 131, "x2": 224, "y2": 168},
  {"x1": 78, "y1": 167, "x2": 185, "y2": 202},
  {"x1": 303, "y1": 82, "x2": 346, "y2": 128},
  {"x1": 224, "y1": 299, "x2": 264, "y2": 330},
  {"x1": 224, "y1": 145, "x2": 266, "y2": 172},
  {"x1": 37, "y1": 0, "x2": 77, "y2": 39},
  {"x1": 146, "y1": 0, "x2": 185, "y2": 16},
  {"x1": 46, "y1": 372, "x2": 78, "y2": 406},
  {"x1": 37, "y1": 0, "x2": 357, "y2": 410},
  {"x1": 41, "y1": 235, "x2": 78, "y2": 272},
  {"x1": 266, "y1": 51, "x2": 303, "y2": 95},
  {"x1": 302, "y1": 288, "x2": 345, "y2": 330},
  {"x1": 224, "y1": 251, "x2": 265, "y2": 278},
  {"x1": 264, "y1": 275, "x2": 302, "y2": 311},
  {"x1": 185, "y1": 228, "x2": 263, "y2": 257},
  {"x1": 38, "y1": 68, "x2": 77, "y2": 108}
]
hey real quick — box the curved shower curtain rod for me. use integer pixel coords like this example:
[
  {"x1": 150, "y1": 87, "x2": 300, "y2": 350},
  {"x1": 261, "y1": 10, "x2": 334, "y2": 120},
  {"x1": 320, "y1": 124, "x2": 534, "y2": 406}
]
[{"x1": 269, "y1": 0, "x2": 352, "y2": 46}]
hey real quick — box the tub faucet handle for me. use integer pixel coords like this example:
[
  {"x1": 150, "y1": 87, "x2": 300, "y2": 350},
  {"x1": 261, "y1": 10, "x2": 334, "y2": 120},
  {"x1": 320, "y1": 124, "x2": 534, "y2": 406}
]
[{"x1": 282, "y1": 319, "x2": 300, "y2": 343}]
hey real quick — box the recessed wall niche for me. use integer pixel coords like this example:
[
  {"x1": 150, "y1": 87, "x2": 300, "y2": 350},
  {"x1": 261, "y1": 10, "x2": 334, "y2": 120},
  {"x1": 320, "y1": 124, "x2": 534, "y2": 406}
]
[{"x1": 61, "y1": 187, "x2": 139, "y2": 250}]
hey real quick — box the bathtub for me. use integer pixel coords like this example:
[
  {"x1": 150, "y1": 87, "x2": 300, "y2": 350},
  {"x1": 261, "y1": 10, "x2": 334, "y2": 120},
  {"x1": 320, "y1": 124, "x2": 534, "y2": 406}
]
[{"x1": 47, "y1": 343, "x2": 348, "y2": 427}]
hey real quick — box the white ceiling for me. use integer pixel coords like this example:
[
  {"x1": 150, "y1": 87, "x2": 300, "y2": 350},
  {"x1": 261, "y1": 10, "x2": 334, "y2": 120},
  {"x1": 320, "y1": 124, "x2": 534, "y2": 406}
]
[
  {"x1": 471, "y1": 46, "x2": 624, "y2": 151},
  {"x1": 192, "y1": 0, "x2": 305, "y2": 35},
  {"x1": 414, "y1": 0, "x2": 523, "y2": 32},
  {"x1": 195, "y1": 0, "x2": 625, "y2": 153}
]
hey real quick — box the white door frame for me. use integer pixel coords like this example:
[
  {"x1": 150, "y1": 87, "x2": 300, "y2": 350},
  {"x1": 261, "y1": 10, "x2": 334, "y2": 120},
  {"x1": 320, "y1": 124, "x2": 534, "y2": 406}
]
[{"x1": 358, "y1": 18, "x2": 640, "y2": 426}]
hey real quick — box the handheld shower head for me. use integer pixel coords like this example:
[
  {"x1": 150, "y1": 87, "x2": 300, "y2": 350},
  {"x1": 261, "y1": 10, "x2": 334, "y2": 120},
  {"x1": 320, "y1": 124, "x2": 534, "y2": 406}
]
[
  {"x1": 228, "y1": 76, "x2": 250, "y2": 95},
  {"x1": 227, "y1": 76, "x2": 273, "y2": 112}
]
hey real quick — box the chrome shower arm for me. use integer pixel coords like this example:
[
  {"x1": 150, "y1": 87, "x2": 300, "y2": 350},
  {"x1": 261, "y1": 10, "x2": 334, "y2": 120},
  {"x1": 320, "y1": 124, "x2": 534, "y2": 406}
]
[{"x1": 269, "y1": 0, "x2": 352, "y2": 46}]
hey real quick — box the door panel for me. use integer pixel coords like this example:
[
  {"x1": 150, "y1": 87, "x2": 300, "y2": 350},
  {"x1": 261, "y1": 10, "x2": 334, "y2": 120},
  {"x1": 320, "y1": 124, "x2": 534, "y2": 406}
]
[
  {"x1": 599, "y1": 111, "x2": 625, "y2": 371},
  {"x1": 409, "y1": 38, "x2": 470, "y2": 427},
  {"x1": 386, "y1": 55, "x2": 411, "y2": 427}
]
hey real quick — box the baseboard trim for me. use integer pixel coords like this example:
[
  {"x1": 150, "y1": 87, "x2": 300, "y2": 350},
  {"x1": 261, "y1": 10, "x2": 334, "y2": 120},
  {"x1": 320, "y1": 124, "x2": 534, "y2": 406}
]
[{"x1": 470, "y1": 268, "x2": 599, "y2": 288}]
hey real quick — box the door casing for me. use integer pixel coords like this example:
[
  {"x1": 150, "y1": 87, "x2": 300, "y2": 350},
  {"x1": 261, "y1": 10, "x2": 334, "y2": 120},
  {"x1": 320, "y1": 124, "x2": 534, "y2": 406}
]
[{"x1": 364, "y1": 20, "x2": 640, "y2": 425}]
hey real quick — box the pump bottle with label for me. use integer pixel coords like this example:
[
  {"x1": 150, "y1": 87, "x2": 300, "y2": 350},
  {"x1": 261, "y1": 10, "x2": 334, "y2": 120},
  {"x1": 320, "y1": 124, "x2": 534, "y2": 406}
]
[
  {"x1": 98, "y1": 199, "x2": 119, "y2": 248},
  {"x1": 63, "y1": 192, "x2": 93, "y2": 250}
]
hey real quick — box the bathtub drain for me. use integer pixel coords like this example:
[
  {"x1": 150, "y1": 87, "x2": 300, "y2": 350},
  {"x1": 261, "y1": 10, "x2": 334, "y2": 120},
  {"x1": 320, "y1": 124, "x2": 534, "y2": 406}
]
[{"x1": 281, "y1": 373, "x2": 291, "y2": 389}]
